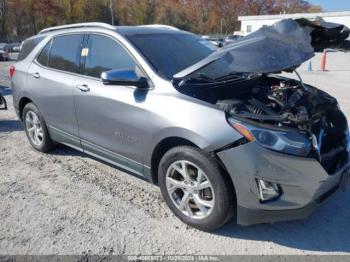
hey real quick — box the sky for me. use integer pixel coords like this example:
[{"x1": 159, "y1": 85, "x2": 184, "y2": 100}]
[{"x1": 309, "y1": 0, "x2": 350, "y2": 11}]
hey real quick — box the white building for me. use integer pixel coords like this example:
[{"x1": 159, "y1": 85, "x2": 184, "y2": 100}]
[{"x1": 238, "y1": 11, "x2": 350, "y2": 36}]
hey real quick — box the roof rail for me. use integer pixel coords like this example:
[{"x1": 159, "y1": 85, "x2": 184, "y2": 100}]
[
  {"x1": 139, "y1": 24, "x2": 180, "y2": 31},
  {"x1": 38, "y1": 22, "x2": 115, "y2": 35}
]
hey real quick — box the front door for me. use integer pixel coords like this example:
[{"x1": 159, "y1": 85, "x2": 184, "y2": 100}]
[{"x1": 74, "y1": 34, "x2": 148, "y2": 176}]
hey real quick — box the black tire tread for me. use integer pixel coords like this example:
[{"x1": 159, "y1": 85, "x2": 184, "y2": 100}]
[
  {"x1": 23, "y1": 102, "x2": 55, "y2": 153},
  {"x1": 158, "y1": 146, "x2": 235, "y2": 231}
]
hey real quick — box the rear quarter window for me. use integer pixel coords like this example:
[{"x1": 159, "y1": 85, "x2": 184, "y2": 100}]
[
  {"x1": 36, "y1": 39, "x2": 52, "y2": 67},
  {"x1": 17, "y1": 36, "x2": 46, "y2": 61}
]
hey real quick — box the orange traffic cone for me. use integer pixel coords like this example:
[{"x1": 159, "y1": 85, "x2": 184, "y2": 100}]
[{"x1": 320, "y1": 49, "x2": 327, "y2": 71}]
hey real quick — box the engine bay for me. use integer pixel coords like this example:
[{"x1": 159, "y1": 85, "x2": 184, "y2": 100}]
[
  {"x1": 177, "y1": 73, "x2": 349, "y2": 174},
  {"x1": 216, "y1": 75, "x2": 337, "y2": 132},
  {"x1": 217, "y1": 75, "x2": 349, "y2": 174}
]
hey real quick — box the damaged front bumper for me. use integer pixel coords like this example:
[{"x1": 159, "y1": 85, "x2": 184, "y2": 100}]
[{"x1": 217, "y1": 142, "x2": 349, "y2": 226}]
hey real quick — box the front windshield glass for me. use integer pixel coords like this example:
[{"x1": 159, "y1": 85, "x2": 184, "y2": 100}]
[
  {"x1": 179, "y1": 58, "x2": 260, "y2": 86},
  {"x1": 125, "y1": 33, "x2": 217, "y2": 79}
]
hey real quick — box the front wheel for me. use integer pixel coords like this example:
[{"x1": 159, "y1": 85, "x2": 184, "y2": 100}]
[{"x1": 158, "y1": 146, "x2": 235, "y2": 231}]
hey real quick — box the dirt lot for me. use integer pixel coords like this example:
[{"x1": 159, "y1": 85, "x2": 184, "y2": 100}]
[{"x1": 0, "y1": 52, "x2": 350, "y2": 255}]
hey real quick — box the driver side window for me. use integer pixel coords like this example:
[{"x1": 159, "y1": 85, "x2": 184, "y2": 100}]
[{"x1": 84, "y1": 34, "x2": 136, "y2": 78}]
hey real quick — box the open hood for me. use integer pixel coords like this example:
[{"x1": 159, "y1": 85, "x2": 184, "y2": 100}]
[
  {"x1": 295, "y1": 18, "x2": 350, "y2": 51},
  {"x1": 173, "y1": 18, "x2": 350, "y2": 80}
]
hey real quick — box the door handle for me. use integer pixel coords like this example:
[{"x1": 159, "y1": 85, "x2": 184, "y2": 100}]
[
  {"x1": 76, "y1": 84, "x2": 90, "y2": 92},
  {"x1": 31, "y1": 72, "x2": 40, "y2": 79}
]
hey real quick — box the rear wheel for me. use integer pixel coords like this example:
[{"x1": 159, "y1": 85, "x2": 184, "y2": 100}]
[
  {"x1": 158, "y1": 146, "x2": 235, "y2": 231},
  {"x1": 23, "y1": 103, "x2": 55, "y2": 152},
  {"x1": 0, "y1": 95, "x2": 6, "y2": 110}
]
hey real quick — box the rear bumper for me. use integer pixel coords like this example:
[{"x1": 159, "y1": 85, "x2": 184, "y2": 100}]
[{"x1": 217, "y1": 142, "x2": 349, "y2": 226}]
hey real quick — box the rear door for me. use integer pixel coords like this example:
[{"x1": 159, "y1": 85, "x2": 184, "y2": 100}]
[
  {"x1": 27, "y1": 33, "x2": 84, "y2": 148},
  {"x1": 73, "y1": 33, "x2": 148, "y2": 176}
]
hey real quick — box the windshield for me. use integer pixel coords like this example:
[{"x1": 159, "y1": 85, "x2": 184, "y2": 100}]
[
  {"x1": 125, "y1": 33, "x2": 216, "y2": 79},
  {"x1": 176, "y1": 59, "x2": 260, "y2": 87}
]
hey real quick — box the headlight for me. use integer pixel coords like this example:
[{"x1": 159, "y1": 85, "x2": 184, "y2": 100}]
[{"x1": 228, "y1": 118, "x2": 311, "y2": 157}]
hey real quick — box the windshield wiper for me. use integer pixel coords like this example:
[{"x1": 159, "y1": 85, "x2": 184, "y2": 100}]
[
  {"x1": 214, "y1": 72, "x2": 259, "y2": 82},
  {"x1": 178, "y1": 74, "x2": 214, "y2": 87},
  {"x1": 177, "y1": 72, "x2": 259, "y2": 87},
  {"x1": 214, "y1": 73, "x2": 243, "y2": 82}
]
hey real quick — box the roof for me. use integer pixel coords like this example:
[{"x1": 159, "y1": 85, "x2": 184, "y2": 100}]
[
  {"x1": 238, "y1": 11, "x2": 350, "y2": 21},
  {"x1": 116, "y1": 26, "x2": 185, "y2": 36},
  {"x1": 38, "y1": 22, "x2": 182, "y2": 36}
]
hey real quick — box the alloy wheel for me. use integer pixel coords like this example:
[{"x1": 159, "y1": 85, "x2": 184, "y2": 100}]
[
  {"x1": 165, "y1": 160, "x2": 215, "y2": 219},
  {"x1": 25, "y1": 110, "x2": 44, "y2": 146}
]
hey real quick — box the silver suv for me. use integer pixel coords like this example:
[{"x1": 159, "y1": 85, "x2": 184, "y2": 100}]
[{"x1": 11, "y1": 21, "x2": 350, "y2": 231}]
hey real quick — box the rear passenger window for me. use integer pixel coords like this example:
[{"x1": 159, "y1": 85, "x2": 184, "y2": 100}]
[
  {"x1": 48, "y1": 34, "x2": 83, "y2": 73},
  {"x1": 37, "y1": 39, "x2": 52, "y2": 67},
  {"x1": 84, "y1": 34, "x2": 136, "y2": 78}
]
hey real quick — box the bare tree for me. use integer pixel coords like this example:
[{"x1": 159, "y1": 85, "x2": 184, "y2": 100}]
[
  {"x1": 0, "y1": 0, "x2": 323, "y2": 40},
  {"x1": 0, "y1": 0, "x2": 8, "y2": 41}
]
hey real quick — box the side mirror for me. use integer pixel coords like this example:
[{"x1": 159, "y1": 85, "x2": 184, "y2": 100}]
[{"x1": 101, "y1": 69, "x2": 149, "y2": 90}]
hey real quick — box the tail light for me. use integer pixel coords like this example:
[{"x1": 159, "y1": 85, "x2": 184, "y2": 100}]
[{"x1": 9, "y1": 66, "x2": 15, "y2": 78}]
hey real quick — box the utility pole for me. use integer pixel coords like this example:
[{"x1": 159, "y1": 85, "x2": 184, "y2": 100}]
[
  {"x1": 220, "y1": 18, "x2": 224, "y2": 35},
  {"x1": 109, "y1": 0, "x2": 115, "y2": 25}
]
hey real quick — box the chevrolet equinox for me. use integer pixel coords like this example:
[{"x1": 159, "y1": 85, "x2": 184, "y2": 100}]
[{"x1": 11, "y1": 20, "x2": 350, "y2": 231}]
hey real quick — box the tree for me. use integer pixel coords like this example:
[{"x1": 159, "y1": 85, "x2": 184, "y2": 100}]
[
  {"x1": 0, "y1": 0, "x2": 9, "y2": 41},
  {"x1": 0, "y1": 0, "x2": 323, "y2": 41}
]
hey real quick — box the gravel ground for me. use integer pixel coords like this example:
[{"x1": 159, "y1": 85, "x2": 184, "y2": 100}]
[{"x1": 0, "y1": 52, "x2": 350, "y2": 255}]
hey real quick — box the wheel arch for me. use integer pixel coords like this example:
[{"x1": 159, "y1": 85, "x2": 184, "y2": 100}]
[
  {"x1": 18, "y1": 97, "x2": 33, "y2": 120},
  {"x1": 149, "y1": 134, "x2": 238, "y2": 218},
  {"x1": 150, "y1": 136, "x2": 199, "y2": 185}
]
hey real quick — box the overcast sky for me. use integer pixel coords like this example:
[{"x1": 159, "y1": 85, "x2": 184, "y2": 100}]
[{"x1": 310, "y1": 0, "x2": 350, "y2": 11}]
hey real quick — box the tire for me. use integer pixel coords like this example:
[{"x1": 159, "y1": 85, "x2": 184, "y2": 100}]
[
  {"x1": 0, "y1": 95, "x2": 6, "y2": 110},
  {"x1": 23, "y1": 102, "x2": 55, "y2": 152},
  {"x1": 158, "y1": 146, "x2": 235, "y2": 231}
]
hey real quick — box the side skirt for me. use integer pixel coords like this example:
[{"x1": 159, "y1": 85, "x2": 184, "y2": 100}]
[{"x1": 48, "y1": 125, "x2": 152, "y2": 182}]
